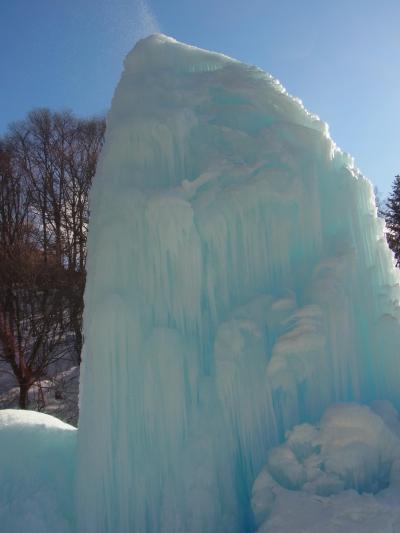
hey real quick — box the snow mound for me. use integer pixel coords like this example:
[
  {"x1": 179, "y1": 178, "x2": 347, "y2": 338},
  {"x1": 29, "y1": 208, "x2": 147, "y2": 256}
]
[
  {"x1": 0, "y1": 410, "x2": 76, "y2": 533},
  {"x1": 252, "y1": 403, "x2": 400, "y2": 532}
]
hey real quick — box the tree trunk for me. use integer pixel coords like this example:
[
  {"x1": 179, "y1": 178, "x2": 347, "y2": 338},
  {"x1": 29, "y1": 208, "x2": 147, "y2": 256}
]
[{"x1": 18, "y1": 383, "x2": 30, "y2": 409}]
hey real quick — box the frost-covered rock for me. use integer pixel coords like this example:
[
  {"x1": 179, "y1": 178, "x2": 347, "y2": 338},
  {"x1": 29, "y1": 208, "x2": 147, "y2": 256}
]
[
  {"x1": 252, "y1": 403, "x2": 400, "y2": 532},
  {"x1": 0, "y1": 410, "x2": 76, "y2": 533}
]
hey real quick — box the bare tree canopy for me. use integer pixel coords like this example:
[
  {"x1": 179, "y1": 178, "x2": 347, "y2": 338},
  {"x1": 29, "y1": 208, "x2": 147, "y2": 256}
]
[{"x1": 0, "y1": 109, "x2": 105, "y2": 408}]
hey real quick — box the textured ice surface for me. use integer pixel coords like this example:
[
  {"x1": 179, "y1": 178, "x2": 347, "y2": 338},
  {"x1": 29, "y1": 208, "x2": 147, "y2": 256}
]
[
  {"x1": 0, "y1": 410, "x2": 76, "y2": 533},
  {"x1": 252, "y1": 403, "x2": 400, "y2": 532},
  {"x1": 76, "y1": 35, "x2": 400, "y2": 532}
]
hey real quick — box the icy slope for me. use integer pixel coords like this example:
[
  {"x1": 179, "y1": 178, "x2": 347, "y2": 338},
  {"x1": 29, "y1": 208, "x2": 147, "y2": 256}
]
[{"x1": 77, "y1": 34, "x2": 400, "y2": 532}]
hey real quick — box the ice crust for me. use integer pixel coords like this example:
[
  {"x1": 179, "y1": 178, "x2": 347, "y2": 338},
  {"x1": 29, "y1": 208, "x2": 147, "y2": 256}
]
[{"x1": 75, "y1": 35, "x2": 400, "y2": 532}]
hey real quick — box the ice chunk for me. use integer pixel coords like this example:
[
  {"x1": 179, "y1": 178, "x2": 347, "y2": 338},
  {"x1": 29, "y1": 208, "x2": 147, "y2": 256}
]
[
  {"x1": 253, "y1": 403, "x2": 400, "y2": 531},
  {"x1": 318, "y1": 404, "x2": 400, "y2": 492}
]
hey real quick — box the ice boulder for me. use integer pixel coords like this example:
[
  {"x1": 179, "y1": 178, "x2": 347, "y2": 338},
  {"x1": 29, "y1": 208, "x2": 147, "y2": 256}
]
[
  {"x1": 0, "y1": 410, "x2": 76, "y2": 533},
  {"x1": 252, "y1": 403, "x2": 400, "y2": 532}
]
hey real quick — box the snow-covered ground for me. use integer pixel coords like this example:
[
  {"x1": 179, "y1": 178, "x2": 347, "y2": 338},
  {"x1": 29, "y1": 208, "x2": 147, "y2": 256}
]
[{"x1": 0, "y1": 364, "x2": 79, "y2": 426}]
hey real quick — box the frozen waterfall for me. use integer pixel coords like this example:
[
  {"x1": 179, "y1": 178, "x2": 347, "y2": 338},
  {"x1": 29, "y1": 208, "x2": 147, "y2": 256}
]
[{"x1": 76, "y1": 34, "x2": 400, "y2": 532}]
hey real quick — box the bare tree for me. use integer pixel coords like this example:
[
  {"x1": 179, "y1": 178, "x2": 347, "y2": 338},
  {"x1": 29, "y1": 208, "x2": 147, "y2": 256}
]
[
  {"x1": 0, "y1": 139, "x2": 33, "y2": 255},
  {"x1": 62, "y1": 116, "x2": 105, "y2": 359},
  {"x1": 0, "y1": 140, "x2": 67, "y2": 407},
  {"x1": 63, "y1": 116, "x2": 105, "y2": 272},
  {"x1": 4, "y1": 110, "x2": 105, "y2": 365},
  {"x1": 0, "y1": 263, "x2": 70, "y2": 408},
  {"x1": 0, "y1": 110, "x2": 105, "y2": 405},
  {"x1": 8, "y1": 109, "x2": 105, "y2": 270}
]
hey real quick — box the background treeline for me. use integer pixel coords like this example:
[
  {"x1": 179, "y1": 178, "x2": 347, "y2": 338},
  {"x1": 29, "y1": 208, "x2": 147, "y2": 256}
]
[{"x1": 0, "y1": 108, "x2": 105, "y2": 408}]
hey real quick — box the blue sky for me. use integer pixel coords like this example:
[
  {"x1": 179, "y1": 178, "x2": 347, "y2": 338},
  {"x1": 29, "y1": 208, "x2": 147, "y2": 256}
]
[{"x1": 0, "y1": 0, "x2": 399, "y2": 194}]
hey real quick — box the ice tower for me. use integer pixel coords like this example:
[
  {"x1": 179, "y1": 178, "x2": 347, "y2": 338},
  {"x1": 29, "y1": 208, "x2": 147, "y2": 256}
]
[{"x1": 76, "y1": 35, "x2": 400, "y2": 532}]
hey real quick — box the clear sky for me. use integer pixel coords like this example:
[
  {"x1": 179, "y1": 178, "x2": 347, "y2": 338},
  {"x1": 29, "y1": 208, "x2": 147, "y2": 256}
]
[{"x1": 0, "y1": 0, "x2": 399, "y2": 195}]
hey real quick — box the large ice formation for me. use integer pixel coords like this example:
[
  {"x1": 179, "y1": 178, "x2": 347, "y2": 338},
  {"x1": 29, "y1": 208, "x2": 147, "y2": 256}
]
[{"x1": 75, "y1": 35, "x2": 400, "y2": 532}]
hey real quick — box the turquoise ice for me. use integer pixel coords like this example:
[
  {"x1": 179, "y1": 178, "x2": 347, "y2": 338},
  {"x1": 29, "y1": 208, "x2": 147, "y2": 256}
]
[{"x1": 76, "y1": 35, "x2": 400, "y2": 532}]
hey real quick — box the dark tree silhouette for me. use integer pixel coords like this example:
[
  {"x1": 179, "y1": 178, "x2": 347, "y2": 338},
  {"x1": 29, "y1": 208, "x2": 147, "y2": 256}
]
[{"x1": 383, "y1": 175, "x2": 400, "y2": 266}]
